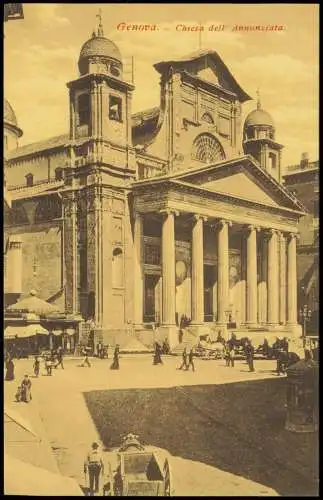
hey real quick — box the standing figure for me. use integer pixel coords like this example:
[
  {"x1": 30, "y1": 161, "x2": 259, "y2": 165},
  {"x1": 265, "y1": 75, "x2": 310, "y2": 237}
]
[
  {"x1": 153, "y1": 342, "x2": 163, "y2": 365},
  {"x1": 5, "y1": 357, "x2": 15, "y2": 381},
  {"x1": 110, "y1": 345, "x2": 120, "y2": 370},
  {"x1": 21, "y1": 375, "x2": 32, "y2": 402},
  {"x1": 186, "y1": 348, "x2": 195, "y2": 372},
  {"x1": 84, "y1": 442, "x2": 104, "y2": 496},
  {"x1": 15, "y1": 385, "x2": 22, "y2": 402},
  {"x1": 45, "y1": 356, "x2": 53, "y2": 376},
  {"x1": 81, "y1": 347, "x2": 91, "y2": 367},
  {"x1": 97, "y1": 342, "x2": 103, "y2": 359},
  {"x1": 33, "y1": 356, "x2": 40, "y2": 377},
  {"x1": 162, "y1": 338, "x2": 170, "y2": 355},
  {"x1": 56, "y1": 347, "x2": 64, "y2": 369},
  {"x1": 225, "y1": 343, "x2": 235, "y2": 367},
  {"x1": 177, "y1": 348, "x2": 188, "y2": 370},
  {"x1": 245, "y1": 341, "x2": 255, "y2": 372}
]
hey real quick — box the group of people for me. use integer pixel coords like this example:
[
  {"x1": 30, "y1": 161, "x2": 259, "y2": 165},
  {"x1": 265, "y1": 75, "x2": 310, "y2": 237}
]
[
  {"x1": 80, "y1": 344, "x2": 120, "y2": 370},
  {"x1": 5, "y1": 354, "x2": 32, "y2": 403},
  {"x1": 177, "y1": 348, "x2": 196, "y2": 372}
]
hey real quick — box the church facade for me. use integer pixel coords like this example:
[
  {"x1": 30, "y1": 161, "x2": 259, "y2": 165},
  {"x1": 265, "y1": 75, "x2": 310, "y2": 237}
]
[{"x1": 4, "y1": 21, "x2": 306, "y2": 347}]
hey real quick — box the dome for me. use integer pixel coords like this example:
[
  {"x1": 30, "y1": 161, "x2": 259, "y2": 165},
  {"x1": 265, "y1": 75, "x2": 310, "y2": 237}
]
[
  {"x1": 79, "y1": 35, "x2": 122, "y2": 64},
  {"x1": 4, "y1": 99, "x2": 18, "y2": 127},
  {"x1": 244, "y1": 107, "x2": 274, "y2": 129},
  {"x1": 4, "y1": 98, "x2": 23, "y2": 137}
]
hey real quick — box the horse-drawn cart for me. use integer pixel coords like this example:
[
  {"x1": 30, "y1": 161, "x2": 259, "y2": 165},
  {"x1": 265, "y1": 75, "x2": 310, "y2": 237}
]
[{"x1": 109, "y1": 434, "x2": 173, "y2": 496}]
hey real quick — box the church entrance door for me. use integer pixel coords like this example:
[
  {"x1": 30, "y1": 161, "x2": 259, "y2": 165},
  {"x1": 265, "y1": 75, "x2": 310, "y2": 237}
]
[{"x1": 144, "y1": 275, "x2": 159, "y2": 323}]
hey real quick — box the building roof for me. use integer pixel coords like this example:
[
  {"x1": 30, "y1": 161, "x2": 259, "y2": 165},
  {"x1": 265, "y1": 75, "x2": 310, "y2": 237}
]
[
  {"x1": 132, "y1": 107, "x2": 160, "y2": 128},
  {"x1": 154, "y1": 49, "x2": 252, "y2": 103},
  {"x1": 4, "y1": 99, "x2": 23, "y2": 137},
  {"x1": 7, "y1": 108, "x2": 163, "y2": 161},
  {"x1": 6, "y1": 134, "x2": 69, "y2": 160},
  {"x1": 7, "y1": 290, "x2": 61, "y2": 315},
  {"x1": 79, "y1": 34, "x2": 122, "y2": 63},
  {"x1": 244, "y1": 107, "x2": 274, "y2": 128}
]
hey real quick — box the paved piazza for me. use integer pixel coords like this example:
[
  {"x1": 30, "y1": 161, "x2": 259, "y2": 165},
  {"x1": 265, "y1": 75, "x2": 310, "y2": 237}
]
[{"x1": 4, "y1": 355, "x2": 317, "y2": 496}]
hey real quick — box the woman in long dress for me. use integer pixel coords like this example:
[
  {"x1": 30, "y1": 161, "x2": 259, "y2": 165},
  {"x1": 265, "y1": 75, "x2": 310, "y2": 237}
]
[
  {"x1": 153, "y1": 342, "x2": 163, "y2": 365},
  {"x1": 21, "y1": 374, "x2": 32, "y2": 402},
  {"x1": 110, "y1": 345, "x2": 120, "y2": 370},
  {"x1": 5, "y1": 357, "x2": 15, "y2": 381}
]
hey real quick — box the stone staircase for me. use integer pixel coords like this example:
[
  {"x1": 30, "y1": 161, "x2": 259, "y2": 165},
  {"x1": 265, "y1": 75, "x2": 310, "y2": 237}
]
[{"x1": 171, "y1": 328, "x2": 199, "y2": 355}]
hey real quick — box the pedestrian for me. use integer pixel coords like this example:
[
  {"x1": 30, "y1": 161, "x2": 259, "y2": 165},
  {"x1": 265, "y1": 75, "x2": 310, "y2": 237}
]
[
  {"x1": 245, "y1": 341, "x2": 255, "y2": 372},
  {"x1": 84, "y1": 442, "x2": 104, "y2": 496},
  {"x1": 162, "y1": 338, "x2": 170, "y2": 355},
  {"x1": 5, "y1": 356, "x2": 15, "y2": 381},
  {"x1": 33, "y1": 356, "x2": 40, "y2": 377},
  {"x1": 56, "y1": 347, "x2": 64, "y2": 369},
  {"x1": 45, "y1": 355, "x2": 53, "y2": 376},
  {"x1": 97, "y1": 342, "x2": 102, "y2": 358},
  {"x1": 186, "y1": 348, "x2": 195, "y2": 372},
  {"x1": 21, "y1": 374, "x2": 32, "y2": 402},
  {"x1": 110, "y1": 344, "x2": 120, "y2": 370},
  {"x1": 225, "y1": 343, "x2": 235, "y2": 367},
  {"x1": 276, "y1": 348, "x2": 287, "y2": 375},
  {"x1": 15, "y1": 385, "x2": 22, "y2": 402},
  {"x1": 153, "y1": 342, "x2": 163, "y2": 365},
  {"x1": 81, "y1": 347, "x2": 91, "y2": 368},
  {"x1": 177, "y1": 348, "x2": 188, "y2": 370}
]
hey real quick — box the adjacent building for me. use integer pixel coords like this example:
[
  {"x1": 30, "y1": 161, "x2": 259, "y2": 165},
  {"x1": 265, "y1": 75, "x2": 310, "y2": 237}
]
[
  {"x1": 283, "y1": 154, "x2": 319, "y2": 335},
  {"x1": 4, "y1": 20, "x2": 307, "y2": 348}
]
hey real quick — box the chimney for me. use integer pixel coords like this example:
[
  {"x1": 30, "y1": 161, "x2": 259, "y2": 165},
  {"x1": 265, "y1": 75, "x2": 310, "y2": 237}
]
[{"x1": 300, "y1": 152, "x2": 309, "y2": 169}]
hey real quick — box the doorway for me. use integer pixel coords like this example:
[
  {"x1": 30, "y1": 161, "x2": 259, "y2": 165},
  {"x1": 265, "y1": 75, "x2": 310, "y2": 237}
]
[
  {"x1": 204, "y1": 264, "x2": 216, "y2": 322},
  {"x1": 144, "y1": 275, "x2": 159, "y2": 323}
]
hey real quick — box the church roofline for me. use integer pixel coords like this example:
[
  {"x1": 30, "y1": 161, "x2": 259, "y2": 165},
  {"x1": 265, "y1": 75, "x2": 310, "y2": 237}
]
[
  {"x1": 154, "y1": 49, "x2": 252, "y2": 103},
  {"x1": 132, "y1": 154, "x2": 307, "y2": 214}
]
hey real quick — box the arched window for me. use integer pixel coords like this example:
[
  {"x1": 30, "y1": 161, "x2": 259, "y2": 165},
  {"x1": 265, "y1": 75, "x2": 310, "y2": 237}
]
[
  {"x1": 55, "y1": 167, "x2": 63, "y2": 181},
  {"x1": 26, "y1": 173, "x2": 34, "y2": 187},
  {"x1": 201, "y1": 112, "x2": 214, "y2": 125},
  {"x1": 112, "y1": 247, "x2": 123, "y2": 287},
  {"x1": 192, "y1": 133, "x2": 225, "y2": 164}
]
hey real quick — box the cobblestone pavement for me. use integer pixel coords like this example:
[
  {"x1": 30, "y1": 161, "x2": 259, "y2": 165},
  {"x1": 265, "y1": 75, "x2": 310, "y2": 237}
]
[{"x1": 5, "y1": 355, "x2": 281, "y2": 495}]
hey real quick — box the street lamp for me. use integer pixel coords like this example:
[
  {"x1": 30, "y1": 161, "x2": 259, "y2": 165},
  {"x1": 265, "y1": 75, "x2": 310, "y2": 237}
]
[{"x1": 299, "y1": 304, "x2": 312, "y2": 347}]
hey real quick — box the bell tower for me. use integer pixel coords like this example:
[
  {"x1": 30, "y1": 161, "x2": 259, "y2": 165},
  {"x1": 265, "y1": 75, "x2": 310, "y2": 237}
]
[
  {"x1": 62, "y1": 13, "x2": 136, "y2": 343},
  {"x1": 66, "y1": 12, "x2": 135, "y2": 169},
  {"x1": 243, "y1": 91, "x2": 283, "y2": 183}
]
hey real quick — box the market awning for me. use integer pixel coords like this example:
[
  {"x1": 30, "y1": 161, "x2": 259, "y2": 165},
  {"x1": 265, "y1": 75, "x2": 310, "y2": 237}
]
[{"x1": 4, "y1": 324, "x2": 49, "y2": 339}]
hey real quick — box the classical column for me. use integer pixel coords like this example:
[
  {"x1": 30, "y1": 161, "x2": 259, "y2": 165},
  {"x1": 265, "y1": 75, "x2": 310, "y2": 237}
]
[
  {"x1": 258, "y1": 235, "x2": 268, "y2": 324},
  {"x1": 70, "y1": 196, "x2": 78, "y2": 314},
  {"x1": 161, "y1": 209, "x2": 177, "y2": 325},
  {"x1": 246, "y1": 225, "x2": 258, "y2": 327},
  {"x1": 191, "y1": 214, "x2": 206, "y2": 324},
  {"x1": 134, "y1": 213, "x2": 144, "y2": 326},
  {"x1": 279, "y1": 232, "x2": 287, "y2": 324},
  {"x1": 267, "y1": 229, "x2": 279, "y2": 325},
  {"x1": 287, "y1": 233, "x2": 298, "y2": 325},
  {"x1": 217, "y1": 219, "x2": 231, "y2": 325}
]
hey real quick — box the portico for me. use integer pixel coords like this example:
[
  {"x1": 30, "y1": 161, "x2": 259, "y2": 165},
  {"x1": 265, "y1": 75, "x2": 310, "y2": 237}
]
[{"x1": 132, "y1": 156, "x2": 304, "y2": 348}]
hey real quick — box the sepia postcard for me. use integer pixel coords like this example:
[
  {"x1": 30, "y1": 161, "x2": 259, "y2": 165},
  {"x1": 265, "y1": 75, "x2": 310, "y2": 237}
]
[{"x1": 3, "y1": 3, "x2": 319, "y2": 496}]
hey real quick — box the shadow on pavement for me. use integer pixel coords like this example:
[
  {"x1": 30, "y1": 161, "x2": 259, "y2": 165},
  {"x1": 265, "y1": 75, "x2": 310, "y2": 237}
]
[{"x1": 83, "y1": 378, "x2": 318, "y2": 496}]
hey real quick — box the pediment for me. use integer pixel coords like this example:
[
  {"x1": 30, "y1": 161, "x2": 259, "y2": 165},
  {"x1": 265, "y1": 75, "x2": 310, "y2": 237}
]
[{"x1": 171, "y1": 158, "x2": 306, "y2": 212}]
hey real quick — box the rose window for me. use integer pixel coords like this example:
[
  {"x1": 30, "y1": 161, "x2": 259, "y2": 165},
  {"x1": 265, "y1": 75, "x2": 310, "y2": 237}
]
[{"x1": 191, "y1": 133, "x2": 225, "y2": 164}]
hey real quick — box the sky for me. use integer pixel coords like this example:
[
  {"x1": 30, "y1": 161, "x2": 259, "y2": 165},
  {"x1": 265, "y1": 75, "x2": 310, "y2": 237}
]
[{"x1": 4, "y1": 3, "x2": 319, "y2": 166}]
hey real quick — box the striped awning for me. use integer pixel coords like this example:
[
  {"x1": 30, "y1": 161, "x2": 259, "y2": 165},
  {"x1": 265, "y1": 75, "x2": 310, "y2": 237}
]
[{"x1": 4, "y1": 325, "x2": 49, "y2": 339}]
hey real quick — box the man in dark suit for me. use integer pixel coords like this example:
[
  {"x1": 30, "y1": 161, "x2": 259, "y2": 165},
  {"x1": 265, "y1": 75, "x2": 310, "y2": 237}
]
[{"x1": 245, "y1": 341, "x2": 255, "y2": 372}]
